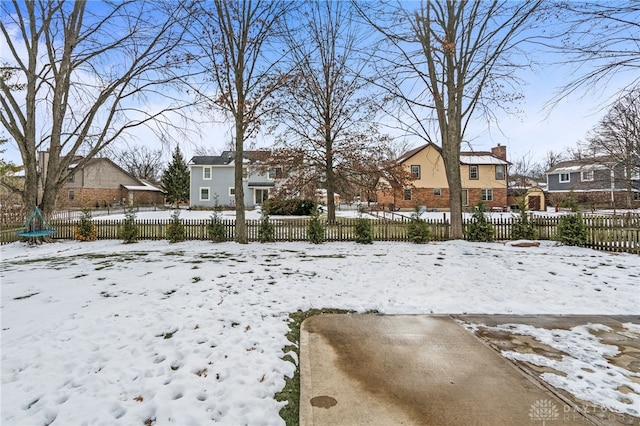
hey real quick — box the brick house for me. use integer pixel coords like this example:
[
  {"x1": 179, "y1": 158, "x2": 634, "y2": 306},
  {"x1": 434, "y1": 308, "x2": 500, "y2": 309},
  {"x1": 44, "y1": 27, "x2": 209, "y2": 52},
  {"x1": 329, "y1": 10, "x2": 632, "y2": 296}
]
[
  {"x1": 377, "y1": 143, "x2": 510, "y2": 211},
  {"x1": 38, "y1": 152, "x2": 165, "y2": 209},
  {"x1": 546, "y1": 157, "x2": 640, "y2": 209}
]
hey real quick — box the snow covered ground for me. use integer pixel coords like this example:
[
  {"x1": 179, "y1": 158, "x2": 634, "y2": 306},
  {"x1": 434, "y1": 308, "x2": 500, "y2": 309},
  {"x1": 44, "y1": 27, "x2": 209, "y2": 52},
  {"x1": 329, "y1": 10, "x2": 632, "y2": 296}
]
[{"x1": 1, "y1": 238, "x2": 639, "y2": 425}]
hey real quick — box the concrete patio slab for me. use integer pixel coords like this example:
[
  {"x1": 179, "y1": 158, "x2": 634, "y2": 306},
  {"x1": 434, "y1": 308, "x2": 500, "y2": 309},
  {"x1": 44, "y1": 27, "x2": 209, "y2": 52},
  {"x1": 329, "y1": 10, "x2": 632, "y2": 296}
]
[{"x1": 300, "y1": 314, "x2": 624, "y2": 426}]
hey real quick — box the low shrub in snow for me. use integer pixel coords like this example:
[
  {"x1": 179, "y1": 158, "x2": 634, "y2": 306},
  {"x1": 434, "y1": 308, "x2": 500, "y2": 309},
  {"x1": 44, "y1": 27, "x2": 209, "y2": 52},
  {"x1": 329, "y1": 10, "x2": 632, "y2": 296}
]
[
  {"x1": 75, "y1": 208, "x2": 97, "y2": 241},
  {"x1": 120, "y1": 206, "x2": 138, "y2": 244},
  {"x1": 466, "y1": 204, "x2": 494, "y2": 242},
  {"x1": 354, "y1": 216, "x2": 373, "y2": 244},
  {"x1": 407, "y1": 205, "x2": 430, "y2": 244},
  {"x1": 555, "y1": 213, "x2": 587, "y2": 246},
  {"x1": 307, "y1": 207, "x2": 325, "y2": 244},
  {"x1": 258, "y1": 211, "x2": 275, "y2": 243},
  {"x1": 166, "y1": 210, "x2": 185, "y2": 243}
]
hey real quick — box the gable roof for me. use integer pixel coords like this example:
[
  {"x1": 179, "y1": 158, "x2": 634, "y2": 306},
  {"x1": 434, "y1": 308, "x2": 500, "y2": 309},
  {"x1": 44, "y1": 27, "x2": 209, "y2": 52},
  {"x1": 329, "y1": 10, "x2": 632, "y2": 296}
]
[
  {"x1": 459, "y1": 154, "x2": 509, "y2": 165},
  {"x1": 71, "y1": 157, "x2": 148, "y2": 186},
  {"x1": 190, "y1": 150, "x2": 271, "y2": 166},
  {"x1": 397, "y1": 143, "x2": 509, "y2": 165},
  {"x1": 546, "y1": 157, "x2": 615, "y2": 174},
  {"x1": 396, "y1": 143, "x2": 440, "y2": 163}
]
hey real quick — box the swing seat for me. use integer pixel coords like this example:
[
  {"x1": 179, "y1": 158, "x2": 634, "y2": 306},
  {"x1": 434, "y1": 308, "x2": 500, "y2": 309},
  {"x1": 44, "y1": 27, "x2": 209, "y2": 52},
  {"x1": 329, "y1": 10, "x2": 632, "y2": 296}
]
[
  {"x1": 16, "y1": 207, "x2": 56, "y2": 239},
  {"x1": 17, "y1": 229, "x2": 56, "y2": 237}
]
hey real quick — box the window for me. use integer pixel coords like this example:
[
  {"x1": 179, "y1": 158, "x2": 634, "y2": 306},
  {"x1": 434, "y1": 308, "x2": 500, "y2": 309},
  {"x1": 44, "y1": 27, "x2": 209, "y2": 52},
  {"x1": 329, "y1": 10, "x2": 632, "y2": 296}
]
[
  {"x1": 410, "y1": 165, "x2": 421, "y2": 179},
  {"x1": 630, "y1": 167, "x2": 640, "y2": 180},
  {"x1": 255, "y1": 189, "x2": 269, "y2": 204},
  {"x1": 581, "y1": 170, "x2": 594, "y2": 181},
  {"x1": 469, "y1": 165, "x2": 479, "y2": 180},
  {"x1": 559, "y1": 173, "x2": 570, "y2": 183},
  {"x1": 228, "y1": 187, "x2": 235, "y2": 196},
  {"x1": 495, "y1": 165, "x2": 505, "y2": 180},
  {"x1": 481, "y1": 189, "x2": 493, "y2": 202},
  {"x1": 268, "y1": 167, "x2": 282, "y2": 180},
  {"x1": 403, "y1": 188, "x2": 412, "y2": 201},
  {"x1": 68, "y1": 173, "x2": 75, "y2": 183},
  {"x1": 203, "y1": 167, "x2": 211, "y2": 180},
  {"x1": 634, "y1": 191, "x2": 640, "y2": 201},
  {"x1": 200, "y1": 187, "x2": 210, "y2": 201},
  {"x1": 434, "y1": 188, "x2": 441, "y2": 196},
  {"x1": 461, "y1": 189, "x2": 469, "y2": 206},
  {"x1": 68, "y1": 189, "x2": 75, "y2": 200}
]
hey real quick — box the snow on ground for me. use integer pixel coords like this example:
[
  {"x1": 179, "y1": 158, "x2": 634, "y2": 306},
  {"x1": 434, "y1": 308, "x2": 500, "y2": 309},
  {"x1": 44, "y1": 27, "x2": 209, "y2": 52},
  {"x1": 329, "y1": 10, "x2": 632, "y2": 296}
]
[
  {"x1": 92, "y1": 207, "x2": 375, "y2": 222},
  {"x1": 1, "y1": 239, "x2": 639, "y2": 425}
]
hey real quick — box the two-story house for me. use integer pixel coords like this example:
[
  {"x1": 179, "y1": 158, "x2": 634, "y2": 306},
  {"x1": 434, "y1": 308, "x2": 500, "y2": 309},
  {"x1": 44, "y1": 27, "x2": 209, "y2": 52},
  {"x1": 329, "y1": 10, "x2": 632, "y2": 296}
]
[
  {"x1": 376, "y1": 143, "x2": 510, "y2": 211},
  {"x1": 546, "y1": 157, "x2": 640, "y2": 208},
  {"x1": 189, "y1": 151, "x2": 278, "y2": 209}
]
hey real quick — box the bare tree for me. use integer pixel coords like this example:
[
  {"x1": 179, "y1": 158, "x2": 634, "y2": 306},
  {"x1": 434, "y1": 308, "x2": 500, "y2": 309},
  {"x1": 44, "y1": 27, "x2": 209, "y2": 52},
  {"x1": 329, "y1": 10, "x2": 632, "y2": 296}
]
[
  {"x1": 358, "y1": 0, "x2": 542, "y2": 238},
  {"x1": 0, "y1": 1, "x2": 194, "y2": 217},
  {"x1": 272, "y1": 1, "x2": 388, "y2": 221},
  {"x1": 510, "y1": 151, "x2": 542, "y2": 187},
  {"x1": 186, "y1": 0, "x2": 291, "y2": 243},
  {"x1": 543, "y1": 149, "x2": 565, "y2": 171},
  {"x1": 110, "y1": 145, "x2": 164, "y2": 184},
  {"x1": 553, "y1": 2, "x2": 640, "y2": 102},
  {"x1": 586, "y1": 87, "x2": 640, "y2": 207}
]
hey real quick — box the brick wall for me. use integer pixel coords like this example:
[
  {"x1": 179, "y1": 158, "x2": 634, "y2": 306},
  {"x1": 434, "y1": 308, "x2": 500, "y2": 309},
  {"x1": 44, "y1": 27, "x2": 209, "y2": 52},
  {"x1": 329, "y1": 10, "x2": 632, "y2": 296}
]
[
  {"x1": 57, "y1": 187, "x2": 165, "y2": 209},
  {"x1": 550, "y1": 190, "x2": 640, "y2": 209},
  {"x1": 58, "y1": 188, "x2": 122, "y2": 209},
  {"x1": 466, "y1": 188, "x2": 508, "y2": 210},
  {"x1": 377, "y1": 187, "x2": 508, "y2": 211}
]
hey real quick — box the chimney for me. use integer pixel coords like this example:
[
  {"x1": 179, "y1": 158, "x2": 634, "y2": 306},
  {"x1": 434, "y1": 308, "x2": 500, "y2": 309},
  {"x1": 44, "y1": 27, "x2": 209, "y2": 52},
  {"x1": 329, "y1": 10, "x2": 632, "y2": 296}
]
[{"x1": 491, "y1": 144, "x2": 507, "y2": 161}]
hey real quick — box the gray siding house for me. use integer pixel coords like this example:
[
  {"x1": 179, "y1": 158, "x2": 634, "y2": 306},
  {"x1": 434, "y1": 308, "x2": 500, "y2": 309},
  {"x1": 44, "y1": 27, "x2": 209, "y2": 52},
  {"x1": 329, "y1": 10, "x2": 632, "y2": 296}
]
[
  {"x1": 546, "y1": 158, "x2": 640, "y2": 208},
  {"x1": 189, "y1": 151, "x2": 277, "y2": 209}
]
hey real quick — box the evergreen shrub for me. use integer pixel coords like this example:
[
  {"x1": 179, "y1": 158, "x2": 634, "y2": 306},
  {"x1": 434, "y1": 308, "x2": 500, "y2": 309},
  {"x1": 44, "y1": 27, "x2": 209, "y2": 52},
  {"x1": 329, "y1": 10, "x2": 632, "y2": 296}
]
[
  {"x1": 307, "y1": 207, "x2": 325, "y2": 244},
  {"x1": 407, "y1": 205, "x2": 430, "y2": 243},
  {"x1": 207, "y1": 196, "x2": 226, "y2": 242},
  {"x1": 511, "y1": 197, "x2": 535, "y2": 240},
  {"x1": 166, "y1": 210, "x2": 185, "y2": 243},
  {"x1": 258, "y1": 210, "x2": 275, "y2": 243},
  {"x1": 120, "y1": 205, "x2": 138, "y2": 244},
  {"x1": 353, "y1": 216, "x2": 373, "y2": 244},
  {"x1": 75, "y1": 208, "x2": 97, "y2": 241},
  {"x1": 466, "y1": 204, "x2": 494, "y2": 242},
  {"x1": 555, "y1": 213, "x2": 587, "y2": 246}
]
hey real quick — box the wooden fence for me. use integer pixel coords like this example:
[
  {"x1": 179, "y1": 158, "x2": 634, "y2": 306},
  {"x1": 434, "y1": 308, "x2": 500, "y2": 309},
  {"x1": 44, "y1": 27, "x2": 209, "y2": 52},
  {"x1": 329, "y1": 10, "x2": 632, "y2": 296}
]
[{"x1": 1, "y1": 215, "x2": 639, "y2": 255}]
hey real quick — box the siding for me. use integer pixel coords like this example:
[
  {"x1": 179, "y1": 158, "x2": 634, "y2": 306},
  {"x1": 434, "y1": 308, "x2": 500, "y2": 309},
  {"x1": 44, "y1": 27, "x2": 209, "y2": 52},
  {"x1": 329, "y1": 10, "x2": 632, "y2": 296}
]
[{"x1": 190, "y1": 165, "x2": 273, "y2": 208}]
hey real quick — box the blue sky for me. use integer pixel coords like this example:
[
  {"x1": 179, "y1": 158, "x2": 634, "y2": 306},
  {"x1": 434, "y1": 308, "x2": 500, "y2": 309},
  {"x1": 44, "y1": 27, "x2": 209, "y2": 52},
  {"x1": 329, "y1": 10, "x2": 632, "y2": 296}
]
[{"x1": 1, "y1": 1, "x2": 638, "y2": 169}]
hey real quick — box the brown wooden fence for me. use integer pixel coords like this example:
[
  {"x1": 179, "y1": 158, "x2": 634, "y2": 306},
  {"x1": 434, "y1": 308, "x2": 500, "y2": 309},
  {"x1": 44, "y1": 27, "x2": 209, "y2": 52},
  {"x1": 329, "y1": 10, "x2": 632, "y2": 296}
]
[{"x1": 1, "y1": 215, "x2": 638, "y2": 255}]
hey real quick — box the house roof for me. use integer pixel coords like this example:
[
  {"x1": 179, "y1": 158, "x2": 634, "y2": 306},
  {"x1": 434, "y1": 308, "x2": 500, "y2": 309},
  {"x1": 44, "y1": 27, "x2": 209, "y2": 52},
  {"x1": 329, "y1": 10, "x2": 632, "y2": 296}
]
[
  {"x1": 396, "y1": 144, "x2": 438, "y2": 163},
  {"x1": 459, "y1": 155, "x2": 509, "y2": 165},
  {"x1": 397, "y1": 143, "x2": 509, "y2": 165},
  {"x1": 122, "y1": 181, "x2": 164, "y2": 192},
  {"x1": 70, "y1": 157, "x2": 151, "y2": 187},
  {"x1": 546, "y1": 158, "x2": 612, "y2": 174},
  {"x1": 190, "y1": 150, "x2": 271, "y2": 166}
]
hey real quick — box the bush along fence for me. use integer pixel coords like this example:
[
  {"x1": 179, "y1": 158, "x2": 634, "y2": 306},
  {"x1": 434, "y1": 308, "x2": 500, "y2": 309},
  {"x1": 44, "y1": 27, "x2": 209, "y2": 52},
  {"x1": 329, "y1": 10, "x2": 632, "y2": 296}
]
[{"x1": 1, "y1": 215, "x2": 639, "y2": 255}]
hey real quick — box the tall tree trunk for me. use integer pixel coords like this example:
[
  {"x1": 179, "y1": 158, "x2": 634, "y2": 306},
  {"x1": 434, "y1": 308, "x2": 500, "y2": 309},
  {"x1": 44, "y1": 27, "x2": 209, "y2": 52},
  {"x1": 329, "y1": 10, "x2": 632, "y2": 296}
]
[
  {"x1": 442, "y1": 125, "x2": 464, "y2": 240},
  {"x1": 235, "y1": 119, "x2": 247, "y2": 244},
  {"x1": 325, "y1": 132, "x2": 336, "y2": 222}
]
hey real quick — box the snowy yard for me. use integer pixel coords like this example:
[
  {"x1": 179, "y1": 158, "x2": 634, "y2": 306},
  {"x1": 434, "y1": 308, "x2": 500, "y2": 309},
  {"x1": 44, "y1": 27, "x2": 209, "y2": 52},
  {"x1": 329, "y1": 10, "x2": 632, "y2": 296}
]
[{"x1": 1, "y1": 238, "x2": 639, "y2": 425}]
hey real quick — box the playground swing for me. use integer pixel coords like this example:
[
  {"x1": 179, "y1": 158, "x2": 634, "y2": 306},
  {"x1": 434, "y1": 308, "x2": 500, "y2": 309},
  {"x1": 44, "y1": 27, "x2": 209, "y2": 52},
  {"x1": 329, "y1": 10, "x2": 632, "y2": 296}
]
[{"x1": 17, "y1": 206, "x2": 56, "y2": 239}]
